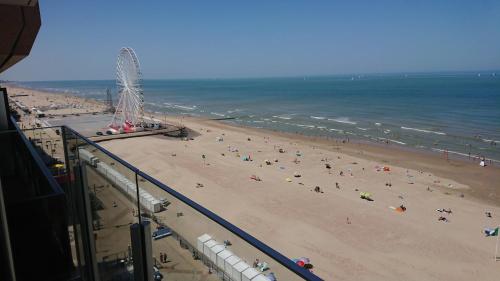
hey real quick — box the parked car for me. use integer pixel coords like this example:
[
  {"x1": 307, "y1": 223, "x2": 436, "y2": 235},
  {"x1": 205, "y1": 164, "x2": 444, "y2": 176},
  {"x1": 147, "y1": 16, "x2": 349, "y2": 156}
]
[
  {"x1": 96, "y1": 131, "x2": 103, "y2": 136},
  {"x1": 153, "y1": 266, "x2": 163, "y2": 280},
  {"x1": 152, "y1": 226, "x2": 172, "y2": 240}
]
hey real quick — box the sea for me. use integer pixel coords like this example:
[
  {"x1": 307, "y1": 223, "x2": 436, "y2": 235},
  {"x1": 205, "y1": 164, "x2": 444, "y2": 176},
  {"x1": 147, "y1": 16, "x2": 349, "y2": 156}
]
[{"x1": 13, "y1": 72, "x2": 500, "y2": 163}]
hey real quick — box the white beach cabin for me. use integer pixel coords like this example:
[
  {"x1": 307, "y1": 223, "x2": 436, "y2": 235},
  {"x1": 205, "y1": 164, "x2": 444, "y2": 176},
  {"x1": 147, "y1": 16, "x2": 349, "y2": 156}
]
[
  {"x1": 209, "y1": 244, "x2": 225, "y2": 264},
  {"x1": 216, "y1": 249, "x2": 233, "y2": 270},
  {"x1": 224, "y1": 255, "x2": 241, "y2": 279},
  {"x1": 197, "y1": 234, "x2": 212, "y2": 252},
  {"x1": 242, "y1": 267, "x2": 261, "y2": 281},
  {"x1": 232, "y1": 261, "x2": 250, "y2": 281},
  {"x1": 252, "y1": 274, "x2": 272, "y2": 281},
  {"x1": 203, "y1": 239, "x2": 220, "y2": 258}
]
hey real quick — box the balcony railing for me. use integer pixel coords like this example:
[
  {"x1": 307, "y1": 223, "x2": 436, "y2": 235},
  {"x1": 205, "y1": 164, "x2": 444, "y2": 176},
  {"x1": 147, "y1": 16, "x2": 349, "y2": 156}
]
[
  {"x1": 20, "y1": 122, "x2": 322, "y2": 281},
  {"x1": 1, "y1": 117, "x2": 73, "y2": 281}
]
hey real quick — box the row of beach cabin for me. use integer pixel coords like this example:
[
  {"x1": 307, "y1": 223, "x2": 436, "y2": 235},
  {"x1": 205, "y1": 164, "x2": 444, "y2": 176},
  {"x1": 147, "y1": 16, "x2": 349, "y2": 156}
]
[{"x1": 197, "y1": 234, "x2": 272, "y2": 281}]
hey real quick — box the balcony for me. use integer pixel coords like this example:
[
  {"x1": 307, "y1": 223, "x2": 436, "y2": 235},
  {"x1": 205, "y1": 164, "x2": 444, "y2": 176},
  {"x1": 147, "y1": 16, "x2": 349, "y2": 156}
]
[{"x1": 1, "y1": 112, "x2": 321, "y2": 280}]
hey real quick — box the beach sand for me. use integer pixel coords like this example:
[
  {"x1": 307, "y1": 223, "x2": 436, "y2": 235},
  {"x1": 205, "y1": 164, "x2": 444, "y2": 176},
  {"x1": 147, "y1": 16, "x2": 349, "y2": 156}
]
[
  {"x1": 7, "y1": 85, "x2": 500, "y2": 280},
  {"x1": 99, "y1": 116, "x2": 500, "y2": 281},
  {"x1": 6, "y1": 85, "x2": 106, "y2": 119}
]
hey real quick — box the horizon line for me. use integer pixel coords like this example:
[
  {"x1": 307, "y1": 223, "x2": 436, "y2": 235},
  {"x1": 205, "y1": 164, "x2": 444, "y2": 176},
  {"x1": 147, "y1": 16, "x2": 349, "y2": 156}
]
[{"x1": 3, "y1": 69, "x2": 499, "y2": 83}]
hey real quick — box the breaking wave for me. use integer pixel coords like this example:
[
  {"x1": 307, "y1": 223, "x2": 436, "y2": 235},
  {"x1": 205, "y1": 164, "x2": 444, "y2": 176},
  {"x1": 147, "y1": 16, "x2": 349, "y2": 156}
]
[
  {"x1": 401, "y1": 126, "x2": 446, "y2": 135},
  {"x1": 328, "y1": 117, "x2": 357, "y2": 125}
]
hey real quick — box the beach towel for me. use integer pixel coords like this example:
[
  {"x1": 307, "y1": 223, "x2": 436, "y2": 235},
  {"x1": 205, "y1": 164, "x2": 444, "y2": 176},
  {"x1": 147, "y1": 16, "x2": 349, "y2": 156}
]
[
  {"x1": 395, "y1": 207, "x2": 405, "y2": 213},
  {"x1": 484, "y1": 227, "x2": 499, "y2": 237},
  {"x1": 250, "y1": 175, "x2": 261, "y2": 181}
]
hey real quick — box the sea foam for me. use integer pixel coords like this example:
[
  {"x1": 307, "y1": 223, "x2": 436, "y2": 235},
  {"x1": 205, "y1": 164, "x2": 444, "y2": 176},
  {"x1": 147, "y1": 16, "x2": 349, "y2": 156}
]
[
  {"x1": 328, "y1": 117, "x2": 357, "y2": 125},
  {"x1": 401, "y1": 126, "x2": 446, "y2": 135},
  {"x1": 211, "y1": 112, "x2": 225, "y2": 117},
  {"x1": 273, "y1": 115, "x2": 293, "y2": 120}
]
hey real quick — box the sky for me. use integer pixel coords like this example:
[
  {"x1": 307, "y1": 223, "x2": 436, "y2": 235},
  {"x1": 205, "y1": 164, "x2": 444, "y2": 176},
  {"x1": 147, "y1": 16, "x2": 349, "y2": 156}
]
[{"x1": 2, "y1": 0, "x2": 500, "y2": 81}]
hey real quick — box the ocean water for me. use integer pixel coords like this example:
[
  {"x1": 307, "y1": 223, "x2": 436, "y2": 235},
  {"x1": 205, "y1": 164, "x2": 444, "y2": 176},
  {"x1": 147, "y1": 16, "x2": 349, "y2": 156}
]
[{"x1": 14, "y1": 73, "x2": 500, "y2": 162}]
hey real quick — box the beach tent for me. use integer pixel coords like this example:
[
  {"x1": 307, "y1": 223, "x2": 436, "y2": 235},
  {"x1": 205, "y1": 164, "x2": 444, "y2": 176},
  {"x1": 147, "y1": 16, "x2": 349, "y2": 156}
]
[
  {"x1": 209, "y1": 244, "x2": 225, "y2": 264},
  {"x1": 224, "y1": 255, "x2": 241, "y2": 279},
  {"x1": 360, "y1": 192, "x2": 372, "y2": 200},
  {"x1": 216, "y1": 249, "x2": 233, "y2": 270},
  {"x1": 197, "y1": 234, "x2": 212, "y2": 252},
  {"x1": 232, "y1": 261, "x2": 250, "y2": 281},
  {"x1": 484, "y1": 227, "x2": 499, "y2": 237},
  {"x1": 242, "y1": 267, "x2": 261, "y2": 281}
]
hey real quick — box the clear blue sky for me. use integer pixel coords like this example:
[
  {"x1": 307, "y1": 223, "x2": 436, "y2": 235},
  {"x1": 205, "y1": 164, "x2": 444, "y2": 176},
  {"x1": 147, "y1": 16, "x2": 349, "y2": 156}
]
[{"x1": 3, "y1": 0, "x2": 500, "y2": 81}]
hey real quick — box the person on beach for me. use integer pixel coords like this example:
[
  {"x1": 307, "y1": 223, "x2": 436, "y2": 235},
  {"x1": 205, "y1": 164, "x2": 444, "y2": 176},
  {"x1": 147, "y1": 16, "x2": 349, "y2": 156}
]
[{"x1": 438, "y1": 216, "x2": 449, "y2": 222}]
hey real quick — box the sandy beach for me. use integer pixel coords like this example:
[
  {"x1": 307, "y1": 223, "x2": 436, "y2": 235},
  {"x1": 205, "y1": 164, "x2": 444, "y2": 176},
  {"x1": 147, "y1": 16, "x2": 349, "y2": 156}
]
[{"x1": 8, "y1": 84, "x2": 500, "y2": 280}]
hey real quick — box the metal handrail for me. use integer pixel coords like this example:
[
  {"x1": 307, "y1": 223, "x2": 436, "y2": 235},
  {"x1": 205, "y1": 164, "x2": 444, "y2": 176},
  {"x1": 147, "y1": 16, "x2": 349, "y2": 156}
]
[
  {"x1": 9, "y1": 116, "x2": 64, "y2": 195},
  {"x1": 63, "y1": 125, "x2": 322, "y2": 281}
]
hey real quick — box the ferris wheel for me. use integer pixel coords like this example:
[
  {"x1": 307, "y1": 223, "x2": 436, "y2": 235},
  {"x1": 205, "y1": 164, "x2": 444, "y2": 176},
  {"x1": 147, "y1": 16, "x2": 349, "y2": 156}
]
[{"x1": 109, "y1": 47, "x2": 144, "y2": 132}]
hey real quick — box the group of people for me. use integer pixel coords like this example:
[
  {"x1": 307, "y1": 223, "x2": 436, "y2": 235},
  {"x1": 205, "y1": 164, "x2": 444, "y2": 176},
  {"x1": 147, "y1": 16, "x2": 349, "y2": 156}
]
[
  {"x1": 159, "y1": 252, "x2": 168, "y2": 263},
  {"x1": 436, "y1": 208, "x2": 452, "y2": 222}
]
